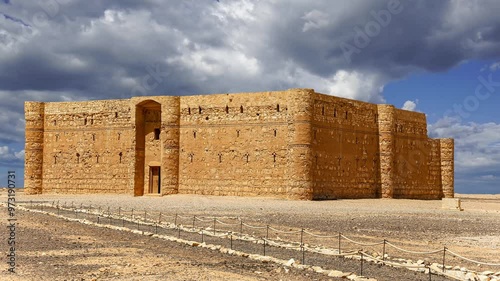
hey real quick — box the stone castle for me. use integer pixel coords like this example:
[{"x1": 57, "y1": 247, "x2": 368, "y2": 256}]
[{"x1": 24, "y1": 88, "x2": 454, "y2": 200}]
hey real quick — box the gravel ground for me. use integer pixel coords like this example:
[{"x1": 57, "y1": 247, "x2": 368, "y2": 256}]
[
  {"x1": 2, "y1": 191, "x2": 499, "y2": 280},
  {"x1": 0, "y1": 207, "x2": 331, "y2": 281}
]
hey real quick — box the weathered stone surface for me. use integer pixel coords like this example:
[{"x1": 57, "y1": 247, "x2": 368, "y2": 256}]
[{"x1": 24, "y1": 89, "x2": 454, "y2": 199}]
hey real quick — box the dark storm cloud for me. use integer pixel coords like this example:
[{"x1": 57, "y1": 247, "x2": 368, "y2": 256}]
[
  {"x1": 1, "y1": 0, "x2": 498, "y2": 102},
  {"x1": 1, "y1": 0, "x2": 500, "y2": 189}
]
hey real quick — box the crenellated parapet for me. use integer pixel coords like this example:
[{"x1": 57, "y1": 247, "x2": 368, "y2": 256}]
[{"x1": 24, "y1": 101, "x2": 45, "y2": 194}]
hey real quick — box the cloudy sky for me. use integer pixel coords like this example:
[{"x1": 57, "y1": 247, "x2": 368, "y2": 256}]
[{"x1": 1, "y1": 0, "x2": 500, "y2": 194}]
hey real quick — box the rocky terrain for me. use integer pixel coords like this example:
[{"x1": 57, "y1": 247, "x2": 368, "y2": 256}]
[{"x1": 0, "y1": 191, "x2": 498, "y2": 280}]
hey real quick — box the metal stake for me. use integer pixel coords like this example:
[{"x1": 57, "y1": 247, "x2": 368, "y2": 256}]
[
  {"x1": 382, "y1": 239, "x2": 386, "y2": 261},
  {"x1": 360, "y1": 251, "x2": 364, "y2": 276},
  {"x1": 442, "y1": 247, "x2": 447, "y2": 272},
  {"x1": 263, "y1": 239, "x2": 266, "y2": 256},
  {"x1": 338, "y1": 232, "x2": 342, "y2": 255},
  {"x1": 230, "y1": 234, "x2": 233, "y2": 250},
  {"x1": 213, "y1": 218, "x2": 216, "y2": 235}
]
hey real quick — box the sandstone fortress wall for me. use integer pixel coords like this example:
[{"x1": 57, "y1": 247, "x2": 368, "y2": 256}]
[{"x1": 24, "y1": 89, "x2": 454, "y2": 199}]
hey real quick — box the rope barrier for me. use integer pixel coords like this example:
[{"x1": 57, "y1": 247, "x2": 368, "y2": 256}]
[
  {"x1": 385, "y1": 242, "x2": 443, "y2": 255},
  {"x1": 215, "y1": 219, "x2": 241, "y2": 226},
  {"x1": 304, "y1": 246, "x2": 358, "y2": 257},
  {"x1": 446, "y1": 249, "x2": 500, "y2": 266},
  {"x1": 241, "y1": 222, "x2": 267, "y2": 229},
  {"x1": 340, "y1": 234, "x2": 385, "y2": 247},
  {"x1": 303, "y1": 230, "x2": 340, "y2": 238},
  {"x1": 263, "y1": 238, "x2": 302, "y2": 250},
  {"x1": 194, "y1": 216, "x2": 213, "y2": 222},
  {"x1": 268, "y1": 226, "x2": 302, "y2": 234},
  {"x1": 20, "y1": 202, "x2": 500, "y2": 271}
]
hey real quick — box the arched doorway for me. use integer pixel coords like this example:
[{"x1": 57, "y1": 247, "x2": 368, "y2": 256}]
[{"x1": 134, "y1": 100, "x2": 162, "y2": 196}]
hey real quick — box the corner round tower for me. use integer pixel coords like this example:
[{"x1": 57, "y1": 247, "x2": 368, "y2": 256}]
[
  {"x1": 439, "y1": 138, "x2": 454, "y2": 198},
  {"x1": 286, "y1": 89, "x2": 314, "y2": 200},
  {"x1": 24, "y1": 102, "x2": 45, "y2": 194},
  {"x1": 377, "y1": 104, "x2": 395, "y2": 198}
]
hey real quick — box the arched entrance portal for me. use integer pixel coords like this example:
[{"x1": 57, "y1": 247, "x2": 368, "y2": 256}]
[{"x1": 134, "y1": 100, "x2": 162, "y2": 196}]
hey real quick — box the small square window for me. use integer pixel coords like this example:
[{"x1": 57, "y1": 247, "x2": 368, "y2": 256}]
[{"x1": 154, "y1": 128, "x2": 160, "y2": 140}]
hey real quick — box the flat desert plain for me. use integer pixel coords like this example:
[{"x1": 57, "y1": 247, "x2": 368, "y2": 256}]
[{"x1": 1, "y1": 191, "x2": 499, "y2": 280}]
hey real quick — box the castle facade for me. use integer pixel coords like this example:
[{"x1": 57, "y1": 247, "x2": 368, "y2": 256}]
[{"x1": 24, "y1": 89, "x2": 454, "y2": 199}]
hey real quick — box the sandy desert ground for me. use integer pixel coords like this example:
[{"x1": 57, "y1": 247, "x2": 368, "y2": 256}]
[{"x1": 0, "y1": 191, "x2": 498, "y2": 280}]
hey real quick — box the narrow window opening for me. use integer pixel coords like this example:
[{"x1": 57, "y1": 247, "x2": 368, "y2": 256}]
[
  {"x1": 345, "y1": 111, "x2": 348, "y2": 119},
  {"x1": 115, "y1": 112, "x2": 118, "y2": 118},
  {"x1": 205, "y1": 116, "x2": 209, "y2": 121},
  {"x1": 55, "y1": 134, "x2": 59, "y2": 141},
  {"x1": 244, "y1": 153, "x2": 249, "y2": 163},
  {"x1": 188, "y1": 107, "x2": 191, "y2": 115},
  {"x1": 236, "y1": 130, "x2": 240, "y2": 137},
  {"x1": 92, "y1": 134, "x2": 96, "y2": 141},
  {"x1": 119, "y1": 152, "x2": 123, "y2": 163},
  {"x1": 96, "y1": 155, "x2": 99, "y2": 163},
  {"x1": 193, "y1": 131, "x2": 197, "y2": 138},
  {"x1": 276, "y1": 104, "x2": 280, "y2": 112},
  {"x1": 240, "y1": 105, "x2": 243, "y2": 113},
  {"x1": 189, "y1": 153, "x2": 194, "y2": 163},
  {"x1": 322, "y1": 106, "x2": 325, "y2": 115},
  {"x1": 272, "y1": 152, "x2": 277, "y2": 163},
  {"x1": 334, "y1": 108, "x2": 337, "y2": 117},
  {"x1": 154, "y1": 128, "x2": 160, "y2": 140},
  {"x1": 53, "y1": 120, "x2": 57, "y2": 126},
  {"x1": 218, "y1": 153, "x2": 222, "y2": 163},
  {"x1": 84, "y1": 117, "x2": 87, "y2": 125},
  {"x1": 198, "y1": 106, "x2": 202, "y2": 114},
  {"x1": 90, "y1": 118, "x2": 94, "y2": 125},
  {"x1": 274, "y1": 129, "x2": 277, "y2": 137},
  {"x1": 76, "y1": 153, "x2": 80, "y2": 164},
  {"x1": 118, "y1": 132, "x2": 121, "y2": 140},
  {"x1": 225, "y1": 105, "x2": 229, "y2": 113},
  {"x1": 54, "y1": 156, "x2": 57, "y2": 164}
]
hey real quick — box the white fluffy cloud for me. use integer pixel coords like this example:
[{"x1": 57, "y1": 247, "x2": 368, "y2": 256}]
[
  {"x1": 0, "y1": 146, "x2": 24, "y2": 162},
  {"x1": 402, "y1": 99, "x2": 418, "y2": 111}
]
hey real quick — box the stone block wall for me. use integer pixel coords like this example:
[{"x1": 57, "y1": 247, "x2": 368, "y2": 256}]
[
  {"x1": 391, "y1": 109, "x2": 443, "y2": 199},
  {"x1": 36, "y1": 100, "x2": 134, "y2": 194},
  {"x1": 311, "y1": 93, "x2": 380, "y2": 199},
  {"x1": 178, "y1": 89, "x2": 313, "y2": 199},
  {"x1": 24, "y1": 88, "x2": 454, "y2": 199}
]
